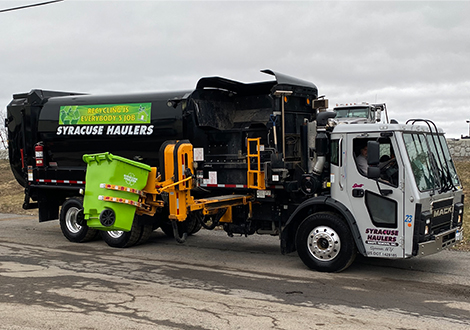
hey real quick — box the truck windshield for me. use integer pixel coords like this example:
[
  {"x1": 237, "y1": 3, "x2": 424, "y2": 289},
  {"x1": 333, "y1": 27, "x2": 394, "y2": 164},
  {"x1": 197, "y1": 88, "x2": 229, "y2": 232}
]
[
  {"x1": 403, "y1": 132, "x2": 460, "y2": 192},
  {"x1": 335, "y1": 107, "x2": 369, "y2": 119},
  {"x1": 431, "y1": 134, "x2": 460, "y2": 188}
]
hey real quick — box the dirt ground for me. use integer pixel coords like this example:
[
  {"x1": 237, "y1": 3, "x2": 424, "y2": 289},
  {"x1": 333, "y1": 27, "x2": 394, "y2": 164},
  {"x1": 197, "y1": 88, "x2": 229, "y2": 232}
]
[
  {"x1": 0, "y1": 159, "x2": 37, "y2": 216},
  {"x1": 1, "y1": 159, "x2": 469, "y2": 250}
]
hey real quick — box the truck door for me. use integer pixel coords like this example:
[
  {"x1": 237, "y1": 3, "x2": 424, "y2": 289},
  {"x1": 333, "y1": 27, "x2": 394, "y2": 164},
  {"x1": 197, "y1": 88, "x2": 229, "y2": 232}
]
[{"x1": 346, "y1": 134, "x2": 405, "y2": 258}]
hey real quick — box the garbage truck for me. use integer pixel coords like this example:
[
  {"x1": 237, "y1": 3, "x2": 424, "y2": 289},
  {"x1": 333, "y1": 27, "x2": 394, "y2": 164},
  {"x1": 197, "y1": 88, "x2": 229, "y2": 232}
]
[
  {"x1": 333, "y1": 102, "x2": 388, "y2": 124},
  {"x1": 6, "y1": 70, "x2": 464, "y2": 272}
]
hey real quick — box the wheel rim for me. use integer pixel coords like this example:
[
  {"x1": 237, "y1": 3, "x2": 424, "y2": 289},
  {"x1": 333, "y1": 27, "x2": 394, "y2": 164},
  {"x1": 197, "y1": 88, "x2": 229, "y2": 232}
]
[
  {"x1": 307, "y1": 225, "x2": 341, "y2": 261},
  {"x1": 107, "y1": 231, "x2": 124, "y2": 239},
  {"x1": 100, "y1": 209, "x2": 115, "y2": 227},
  {"x1": 65, "y1": 207, "x2": 82, "y2": 234}
]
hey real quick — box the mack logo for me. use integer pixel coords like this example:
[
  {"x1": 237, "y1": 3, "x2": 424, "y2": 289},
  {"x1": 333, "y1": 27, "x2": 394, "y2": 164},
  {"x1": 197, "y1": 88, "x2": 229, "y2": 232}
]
[{"x1": 433, "y1": 206, "x2": 453, "y2": 218}]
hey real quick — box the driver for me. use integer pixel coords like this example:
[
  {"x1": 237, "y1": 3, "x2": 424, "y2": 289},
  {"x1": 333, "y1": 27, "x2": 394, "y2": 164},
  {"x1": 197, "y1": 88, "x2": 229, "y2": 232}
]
[
  {"x1": 356, "y1": 144, "x2": 368, "y2": 175},
  {"x1": 355, "y1": 140, "x2": 398, "y2": 186}
]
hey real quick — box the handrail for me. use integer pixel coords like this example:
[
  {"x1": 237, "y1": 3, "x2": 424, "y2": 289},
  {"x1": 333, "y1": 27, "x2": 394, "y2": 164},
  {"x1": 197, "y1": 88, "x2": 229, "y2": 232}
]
[{"x1": 406, "y1": 119, "x2": 456, "y2": 192}]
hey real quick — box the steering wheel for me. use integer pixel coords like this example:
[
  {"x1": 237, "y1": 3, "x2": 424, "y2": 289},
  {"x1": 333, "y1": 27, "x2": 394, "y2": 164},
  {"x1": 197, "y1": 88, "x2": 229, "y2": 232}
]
[
  {"x1": 380, "y1": 158, "x2": 398, "y2": 185},
  {"x1": 381, "y1": 158, "x2": 396, "y2": 172}
]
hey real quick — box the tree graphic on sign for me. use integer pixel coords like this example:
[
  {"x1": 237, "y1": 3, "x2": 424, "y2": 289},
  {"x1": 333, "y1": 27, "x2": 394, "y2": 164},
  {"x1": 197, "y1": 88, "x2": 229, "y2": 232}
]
[{"x1": 60, "y1": 106, "x2": 80, "y2": 125}]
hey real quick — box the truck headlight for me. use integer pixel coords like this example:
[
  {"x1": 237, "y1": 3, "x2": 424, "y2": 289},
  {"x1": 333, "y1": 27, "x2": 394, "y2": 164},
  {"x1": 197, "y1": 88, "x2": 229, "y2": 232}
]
[
  {"x1": 453, "y1": 202, "x2": 464, "y2": 227},
  {"x1": 419, "y1": 210, "x2": 432, "y2": 241}
]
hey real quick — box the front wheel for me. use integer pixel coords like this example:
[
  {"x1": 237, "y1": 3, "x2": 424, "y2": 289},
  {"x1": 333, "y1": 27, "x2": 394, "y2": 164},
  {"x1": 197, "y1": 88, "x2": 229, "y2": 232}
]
[
  {"x1": 59, "y1": 198, "x2": 98, "y2": 243},
  {"x1": 295, "y1": 213, "x2": 356, "y2": 272}
]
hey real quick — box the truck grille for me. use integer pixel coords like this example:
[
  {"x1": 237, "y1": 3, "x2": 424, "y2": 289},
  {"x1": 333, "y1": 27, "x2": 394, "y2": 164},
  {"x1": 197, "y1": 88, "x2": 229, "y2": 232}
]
[{"x1": 431, "y1": 198, "x2": 453, "y2": 234}]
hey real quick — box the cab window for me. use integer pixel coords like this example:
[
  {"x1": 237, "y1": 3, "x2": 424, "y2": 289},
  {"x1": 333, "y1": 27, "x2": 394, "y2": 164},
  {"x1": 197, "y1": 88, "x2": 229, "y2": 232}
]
[{"x1": 353, "y1": 137, "x2": 399, "y2": 186}]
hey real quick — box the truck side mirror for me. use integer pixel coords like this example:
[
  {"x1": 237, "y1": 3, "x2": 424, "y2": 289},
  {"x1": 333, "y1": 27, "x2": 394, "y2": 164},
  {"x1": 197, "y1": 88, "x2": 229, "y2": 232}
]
[
  {"x1": 367, "y1": 166, "x2": 380, "y2": 179},
  {"x1": 367, "y1": 141, "x2": 380, "y2": 166},
  {"x1": 367, "y1": 140, "x2": 380, "y2": 179}
]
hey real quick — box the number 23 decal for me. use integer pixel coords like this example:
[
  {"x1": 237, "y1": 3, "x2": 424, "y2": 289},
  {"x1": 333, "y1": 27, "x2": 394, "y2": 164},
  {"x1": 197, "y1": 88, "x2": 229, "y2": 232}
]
[{"x1": 405, "y1": 214, "x2": 413, "y2": 227}]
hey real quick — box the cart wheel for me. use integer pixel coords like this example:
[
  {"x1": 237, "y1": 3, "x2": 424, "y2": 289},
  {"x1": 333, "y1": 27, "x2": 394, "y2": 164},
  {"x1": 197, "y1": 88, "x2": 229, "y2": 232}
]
[{"x1": 99, "y1": 209, "x2": 115, "y2": 227}]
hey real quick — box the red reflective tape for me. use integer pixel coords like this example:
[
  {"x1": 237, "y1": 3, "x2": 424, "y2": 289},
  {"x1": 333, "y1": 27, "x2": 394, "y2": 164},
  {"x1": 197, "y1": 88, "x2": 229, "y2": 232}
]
[
  {"x1": 36, "y1": 179, "x2": 85, "y2": 184},
  {"x1": 201, "y1": 183, "x2": 247, "y2": 188},
  {"x1": 176, "y1": 192, "x2": 180, "y2": 215},
  {"x1": 102, "y1": 195, "x2": 142, "y2": 208},
  {"x1": 20, "y1": 149, "x2": 24, "y2": 169},
  {"x1": 102, "y1": 184, "x2": 144, "y2": 196}
]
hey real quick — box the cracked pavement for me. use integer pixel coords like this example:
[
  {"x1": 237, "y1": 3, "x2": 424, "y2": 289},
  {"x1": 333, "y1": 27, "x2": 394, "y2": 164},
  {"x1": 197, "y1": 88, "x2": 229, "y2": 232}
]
[{"x1": 1, "y1": 214, "x2": 470, "y2": 329}]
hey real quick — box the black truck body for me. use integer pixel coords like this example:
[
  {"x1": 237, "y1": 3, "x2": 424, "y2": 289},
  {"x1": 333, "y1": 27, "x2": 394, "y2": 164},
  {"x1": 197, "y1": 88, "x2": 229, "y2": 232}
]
[{"x1": 7, "y1": 70, "x2": 319, "y2": 225}]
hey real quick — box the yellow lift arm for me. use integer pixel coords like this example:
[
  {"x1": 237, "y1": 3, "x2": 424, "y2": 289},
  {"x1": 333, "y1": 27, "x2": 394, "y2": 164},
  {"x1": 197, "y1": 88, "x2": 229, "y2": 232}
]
[{"x1": 136, "y1": 141, "x2": 254, "y2": 233}]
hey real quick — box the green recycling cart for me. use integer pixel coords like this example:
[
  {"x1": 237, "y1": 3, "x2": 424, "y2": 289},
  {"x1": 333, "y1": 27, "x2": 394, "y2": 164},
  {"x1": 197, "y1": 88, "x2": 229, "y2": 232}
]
[{"x1": 82, "y1": 152, "x2": 151, "y2": 231}]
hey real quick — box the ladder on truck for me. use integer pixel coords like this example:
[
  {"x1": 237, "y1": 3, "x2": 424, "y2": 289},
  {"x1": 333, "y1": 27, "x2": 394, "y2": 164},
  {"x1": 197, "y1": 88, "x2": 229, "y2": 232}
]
[{"x1": 247, "y1": 137, "x2": 266, "y2": 190}]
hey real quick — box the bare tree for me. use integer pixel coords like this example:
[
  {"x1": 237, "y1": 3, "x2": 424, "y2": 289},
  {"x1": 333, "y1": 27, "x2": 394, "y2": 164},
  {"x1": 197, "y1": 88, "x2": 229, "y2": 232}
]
[{"x1": 0, "y1": 108, "x2": 8, "y2": 150}]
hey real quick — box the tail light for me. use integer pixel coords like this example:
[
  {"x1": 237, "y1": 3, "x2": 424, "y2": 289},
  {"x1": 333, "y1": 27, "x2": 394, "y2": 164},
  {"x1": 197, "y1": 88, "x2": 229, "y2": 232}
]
[{"x1": 35, "y1": 143, "x2": 44, "y2": 167}]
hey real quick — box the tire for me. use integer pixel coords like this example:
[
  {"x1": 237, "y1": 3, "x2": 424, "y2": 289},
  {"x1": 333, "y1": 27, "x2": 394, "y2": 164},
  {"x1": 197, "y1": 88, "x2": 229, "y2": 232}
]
[
  {"x1": 59, "y1": 197, "x2": 98, "y2": 243},
  {"x1": 153, "y1": 208, "x2": 173, "y2": 237},
  {"x1": 186, "y1": 213, "x2": 203, "y2": 235},
  {"x1": 160, "y1": 218, "x2": 200, "y2": 237},
  {"x1": 189, "y1": 219, "x2": 202, "y2": 235},
  {"x1": 160, "y1": 221, "x2": 184, "y2": 238},
  {"x1": 101, "y1": 216, "x2": 142, "y2": 248},
  {"x1": 136, "y1": 223, "x2": 153, "y2": 245},
  {"x1": 295, "y1": 213, "x2": 356, "y2": 272}
]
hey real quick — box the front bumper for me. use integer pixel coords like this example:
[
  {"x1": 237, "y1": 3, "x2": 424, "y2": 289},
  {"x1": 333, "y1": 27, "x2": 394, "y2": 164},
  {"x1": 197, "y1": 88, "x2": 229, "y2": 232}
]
[{"x1": 417, "y1": 227, "x2": 463, "y2": 257}]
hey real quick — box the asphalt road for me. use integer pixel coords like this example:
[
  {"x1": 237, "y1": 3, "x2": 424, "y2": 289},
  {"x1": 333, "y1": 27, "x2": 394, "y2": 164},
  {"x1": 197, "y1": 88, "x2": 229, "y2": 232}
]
[{"x1": 1, "y1": 213, "x2": 469, "y2": 330}]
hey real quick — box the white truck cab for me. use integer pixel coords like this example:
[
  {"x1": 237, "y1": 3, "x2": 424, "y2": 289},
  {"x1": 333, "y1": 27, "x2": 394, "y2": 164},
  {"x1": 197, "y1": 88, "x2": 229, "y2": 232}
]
[{"x1": 329, "y1": 120, "x2": 463, "y2": 260}]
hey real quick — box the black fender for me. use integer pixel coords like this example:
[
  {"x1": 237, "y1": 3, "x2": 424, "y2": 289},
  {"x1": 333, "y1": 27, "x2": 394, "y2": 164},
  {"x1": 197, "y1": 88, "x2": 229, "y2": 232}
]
[{"x1": 280, "y1": 196, "x2": 366, "y2": 256}]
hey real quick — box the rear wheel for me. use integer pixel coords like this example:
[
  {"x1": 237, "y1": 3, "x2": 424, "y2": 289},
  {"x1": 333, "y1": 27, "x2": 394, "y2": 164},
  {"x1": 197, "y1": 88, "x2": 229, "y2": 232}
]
[
  {"x1": 158, "y1": 209, "x2": 193, "y2": 237},
  {"x1": 189, "y1": 219, "x2": 202, "y2": 235},
  {"x1": 295, "y1": 213, "x2": 356, "y2": 272},
  {"x1": 60, "y1": 198, "x2": 98, "y2": 243},
  {"x1": 160, "y1": 221, "x2": 186, "y2": 238},
  {"x1": 157, "y1": 209, "x2": 201, "y2": 237},
  {"x1": 136, "y1": 223, "x2": 153, "y2": 245},
  {"x1": 101, "y1": 216, "x2": 142, "y2": 248}
]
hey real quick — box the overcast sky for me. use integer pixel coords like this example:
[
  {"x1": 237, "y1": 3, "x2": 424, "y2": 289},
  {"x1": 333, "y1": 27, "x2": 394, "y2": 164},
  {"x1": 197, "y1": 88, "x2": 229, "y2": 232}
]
[{"x1": 1, "y1": 0, "x2": 469, "y2": 138}]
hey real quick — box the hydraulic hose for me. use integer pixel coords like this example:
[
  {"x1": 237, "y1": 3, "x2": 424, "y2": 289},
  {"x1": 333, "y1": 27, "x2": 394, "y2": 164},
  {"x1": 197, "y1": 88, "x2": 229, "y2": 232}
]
[{"x1": 172, "y1": 221, "x2": 188, "y2": 244}]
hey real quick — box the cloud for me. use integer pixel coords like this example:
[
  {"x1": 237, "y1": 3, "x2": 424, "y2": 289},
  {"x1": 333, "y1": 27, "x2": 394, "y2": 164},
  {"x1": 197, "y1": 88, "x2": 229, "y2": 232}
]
[{"x1": 1, "y1": 0, "x2": 469, "y2": 137}]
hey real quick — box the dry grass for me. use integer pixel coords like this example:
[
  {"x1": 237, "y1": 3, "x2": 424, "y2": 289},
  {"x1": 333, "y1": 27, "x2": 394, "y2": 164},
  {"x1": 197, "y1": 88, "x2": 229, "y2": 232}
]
[
  {"x1": 0, "y1": 160, "x2": 37, "y2": 216},
  {"x1": 0, "y1": 159, "x2": 469, "y2": 250},
  {"x1": 453, "y1": 160, "x2": 470, "y2": 251}
]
